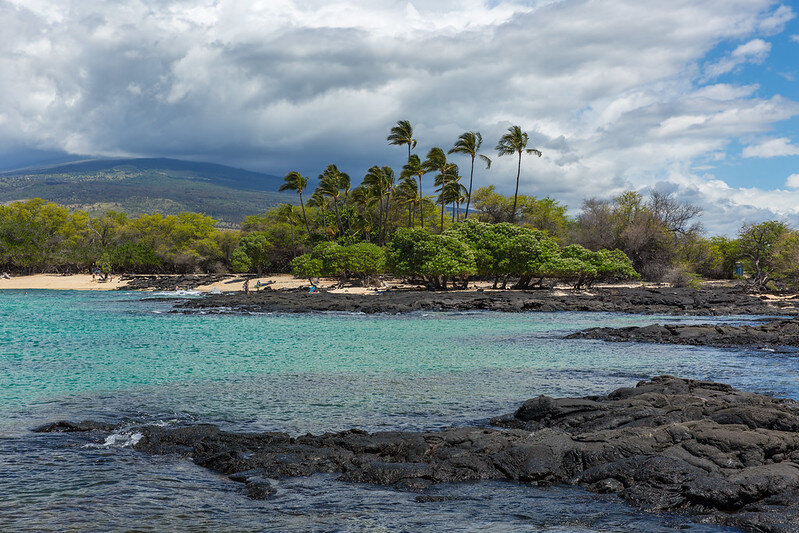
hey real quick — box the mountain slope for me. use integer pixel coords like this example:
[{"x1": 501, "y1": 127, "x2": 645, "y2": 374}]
[{"x1": 0, "y1": 158, "x2": 297, "y2": 226}]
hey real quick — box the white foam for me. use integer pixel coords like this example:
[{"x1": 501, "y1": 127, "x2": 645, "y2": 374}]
[
  {"x1": 84, "y1": 430, "x2": 143, "y2": 448},
  {"x1": 152, "y1": 290, "x2": 201, "y2": 297}
]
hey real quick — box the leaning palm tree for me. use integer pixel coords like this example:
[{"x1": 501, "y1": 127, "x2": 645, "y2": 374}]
[
  {"x1": 495, "y1": 125, "x2": 542, "y2": 223},
  {"x1": 443, "y1": 178, "x2": 468, "y2": 222},
  {"x1": 448, "y1": 132, "x2": 491, "y2": 219},
  {"x1": 433, "y1": 163, "x2": 459, "y2": 231},
  {"x1": 363, "y1": 165, "x2": 395, "y2": 245},
  {"x1": 279, "y1": 171, "x2": 312, "y2": 238},
  {"x1": 425, "y1": 148, "x2": 457, "y2": 231},
  {"x1": 394, "y1": 177, "x2": 420, "y2": 227},
  {"x1": 401, "y1": 154, "x2": 429, "y2": 228},
  {"x1": 317, "y1": 164, "x2": 350, "y2": 236},
  {"x1": 307, "y1": 188, "x2": 330, "y2": 239},
  {"x1": 387, "y1": 120, "x2": 417, "y2": 159}
]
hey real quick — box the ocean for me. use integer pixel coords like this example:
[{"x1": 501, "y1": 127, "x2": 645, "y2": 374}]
[{"x1": 3, "y1": 290, "x2": 794, "y2": 532}]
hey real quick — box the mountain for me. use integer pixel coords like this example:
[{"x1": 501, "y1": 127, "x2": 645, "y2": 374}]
[{"x1": 0, "y1": 158, "x2": 297, "y2": 226}]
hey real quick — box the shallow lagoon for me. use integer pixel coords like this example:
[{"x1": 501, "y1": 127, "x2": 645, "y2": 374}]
[{"x1": 2, "y1": 290, "x2": 794, "y2": 531}]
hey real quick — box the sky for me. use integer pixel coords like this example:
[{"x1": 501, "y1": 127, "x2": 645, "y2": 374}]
[{"x1": 1, "y1": 0, "x2": 798, "y2": 234}]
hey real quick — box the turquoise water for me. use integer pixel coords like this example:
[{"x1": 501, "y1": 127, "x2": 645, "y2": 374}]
[{"x1": 2, "y1": 290, "x2": 794, "y2": 531}]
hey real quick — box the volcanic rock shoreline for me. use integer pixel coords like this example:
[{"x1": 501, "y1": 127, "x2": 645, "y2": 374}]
[
  {"x1": 38, "y1": 376, "x2": 799, "y2": 532},
  {"x1": 568, "y1": 318, "x2": 799, "y2": 351},
  {"x1": 174, "y1": 286, "x2": 799, "y2": 316}
]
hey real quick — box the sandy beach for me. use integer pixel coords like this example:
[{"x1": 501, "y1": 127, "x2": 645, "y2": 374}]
[{"x1": 0, "y1": 273, "x2": 400, "y2": 293}]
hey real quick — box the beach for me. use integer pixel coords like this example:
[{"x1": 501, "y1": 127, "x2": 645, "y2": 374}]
[{"x1": 0, "y1": 273, "x2": 379, "y2": 293}]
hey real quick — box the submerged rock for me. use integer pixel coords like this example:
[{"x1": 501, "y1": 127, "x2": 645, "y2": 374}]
[
  {"x1": 567, "y1": 318, "x2": 799, "y2": 350},
  {"x1": 32, "y1": 420, "x2": 117, "y2": 433},
  {"x1": 37, "y1": 377, "x2": 799, "y2": 531}
]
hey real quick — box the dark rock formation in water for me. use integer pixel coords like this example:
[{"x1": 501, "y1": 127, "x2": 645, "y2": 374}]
[
  {"x1": 39, "y1": 376, "x2": 799, "y2": 531},
  {"x1": 567, "y1": 318, "x2": 799, "y2": 350},
  {"x1": 174, "y1": 286, "x2": 799, "y2": 316},
  {"x1": 120, "y1": 274, "x2": 231, "y2": 291}
]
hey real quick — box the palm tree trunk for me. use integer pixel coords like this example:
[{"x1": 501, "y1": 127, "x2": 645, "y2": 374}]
[
  {"x1": 408, "y1": 204, "x2": 412, "y2": 227},
  {"x1": 511, "y1": 151, "x2": 522, "y2": 224},
  {"x1": 418, "y1": 176, "x2": 424, "y2": 229},
  {"x1": 465, "y1": 155, "x2": 475, "y2": 219},
  {"x1": 299, "y1": 193, "x2": 312, "y2": 239},
  {"x1": 440, "y1": 200, "x2": 445, "y2": 232},
  {"x1": 382, "y1": 196, "x2": 391, "y2": 244},
  {"x1": 333, "y1": 200, "x2": 343, "y2": 236},
  {"x1": 377, "y1": 195, "x2": 384, "y2": 246}
]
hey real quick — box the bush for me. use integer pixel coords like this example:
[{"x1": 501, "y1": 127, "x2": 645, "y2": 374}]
[
  {"x1": 386, "y1": 228, "x2": 475, "y2": 289},
  {"x1": 344, "y1": 242, "x2": 385, "y2": 279},
  {"x1": 290, "y1": 254, "x2": 323, "y2": 279}
]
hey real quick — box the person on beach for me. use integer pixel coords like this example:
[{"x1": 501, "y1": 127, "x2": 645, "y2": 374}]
[
  {"x1": 255, "y1": 280, "x2": 261, "y2": 292},
  {"x1": 243, "y1": 279, "x2": 249, "y2": 294}
]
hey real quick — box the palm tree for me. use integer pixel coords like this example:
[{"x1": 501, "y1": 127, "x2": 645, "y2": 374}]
[
  {"x1": 495, "y1": 125, "x2": 542, "y2": 223},
  {"x1": 387, "y1": 120, "x2": 417, "y2": 159},
  {"x1": 279, "y1": 171, "x2": 312, "y2": 238},
  {"x1": 442, "y1": 178, "x2": 468, "y2": 222},
  {"x1": 363, "y1": 165, "x2": 395, "y2": 245},
  {"x1": 425, "y1": 147, "x2": 457, "y2": 231},
  {"x1": 307, "y1": 188, "x2": 330, "y2": 239},
  {"x1": 448, "y1": 132, "x2": 491, "y2": 219},
  {"x1": 401, "y1": 154, "x2": 429, "y2": 228},
  {"x1": 395, "y1": 177, "x2": 420, "y2": 227},
  {"x1": 317, "y1": 164, "x2": 350, "y2": 236}
]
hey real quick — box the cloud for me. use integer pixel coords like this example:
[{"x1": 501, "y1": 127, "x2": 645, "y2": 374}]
[
  {"x1": 787, "y1": 174, "x2": 799, "y2": 188},
  {"x1": 703, "y1": 38, "x2": 772, "y2": 79},
  {"x1": 742, "y1": 137, "x2": 799, "y2": 158},
  {"x1": 0, "y1": 0, "x2": 797, "y2": 233},
  {"x1": 792, "y1": 34, "x2": 799, "y2": 42}
]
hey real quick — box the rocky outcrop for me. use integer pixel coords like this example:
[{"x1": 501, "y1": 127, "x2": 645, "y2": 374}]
[
  {"x1": 174, "y1": 286, "x2": 799, "y2": 316},
  {"x1": 38, "y1": 377, "x2": 799, "y2": 531},
  {"x1": 567, "y1": 318, "x2": 799, "y2": 350},
  {"x1": 120, "y1": 274, "x2": 231, "y2": 291}
]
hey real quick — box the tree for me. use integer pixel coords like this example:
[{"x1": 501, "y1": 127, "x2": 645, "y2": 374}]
[
  {"x1": 423, "y1": 147, "x2": 457, "y2": 231},
  {"x1": 362, "y1": 165, "x2": 395, "y2": 245},
  {"x1": 471, "y1": 185, "x2": 513, "y2": 223},
  {"x1": 448, "y1": 131, "x2": 491, "y2": 219},
  {"x1": 231, "y1": 232, "x2": 271, "y2": 275},
  {"x1": 385, "y1": 228, "x2": 476, "y2": 290},
  {"x1": 495, "y1": 125, "x2": 541, "y2": 224},
  {"x1": 279, "y1": 171, "x2": 312, "y2": 238},
  {"x1": 394, "y1": 177, "x2": 420, "y2": 227},
  {"x1": 738, "y1": 220, "x2": 789, "y2": 288},
  {"x1": 344, "y1": 242, "x2": 386, "y2": 284},
  {"x1": 401, "y1": 154, "x2": 429, "y2": 228},
  {"x1": 317, "y1": 165, "x2": 350, "y2": 237},
  {"x1": 387, "y1": 120, "x2": 417, "y2": 159}
]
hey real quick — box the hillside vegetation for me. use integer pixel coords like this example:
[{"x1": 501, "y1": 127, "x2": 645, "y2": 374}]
[{"x1": 0, "y1": 158, "x2": 293, "y2": 226}]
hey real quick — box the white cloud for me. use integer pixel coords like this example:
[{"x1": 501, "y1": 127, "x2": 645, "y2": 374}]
[
  {"x1": 792, "y1": 34, "x2": 799, "y2": 42},
  {"x1": 0, "y1": 0, "x2": 797, "y2": 233},
  {"x1": 786, "y1": 174, "x2": 799, "y2": 188},
  {"x1": 742, "y1": 137, "x2": 799, "y2": 158},
  {"x1": 703, "y1": 38, "x2": 772, "y2": 79}
]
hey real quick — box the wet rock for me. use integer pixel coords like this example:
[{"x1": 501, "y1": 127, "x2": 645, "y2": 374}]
[
  {"x1": 32, "y1": 420, "x2": 116, "y2": 433},
  {"x1": 42, "y1": 376, "x2": 799, "y2": 531},
  {"x1": 567, "y1": 318, "x2": 799, "y2": 350},
  {"x1": 173, "y1": 286, "x2": 799, "y2": 316}
]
